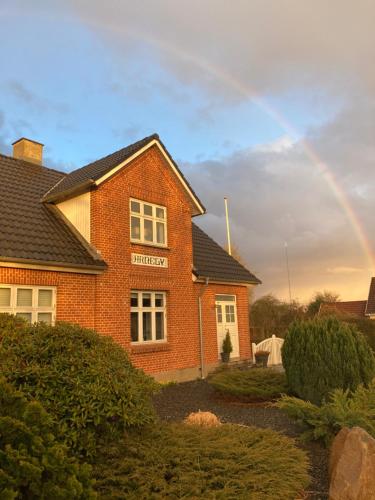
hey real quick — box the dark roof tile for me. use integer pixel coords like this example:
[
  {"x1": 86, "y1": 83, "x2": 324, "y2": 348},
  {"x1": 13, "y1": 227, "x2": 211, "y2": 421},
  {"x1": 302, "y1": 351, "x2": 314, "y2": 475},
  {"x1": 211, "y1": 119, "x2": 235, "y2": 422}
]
[
  {"x1": 192, "y1": 223, "x2": 260, "y2": 284},
  {"x1": 0, "y1": 154, "x2": 105, "y2": 269}
]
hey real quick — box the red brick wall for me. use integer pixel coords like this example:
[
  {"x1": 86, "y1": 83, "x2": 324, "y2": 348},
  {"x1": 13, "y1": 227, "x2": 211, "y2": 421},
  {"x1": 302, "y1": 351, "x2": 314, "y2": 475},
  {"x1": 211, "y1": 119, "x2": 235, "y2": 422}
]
[
  {"x1": 0, "y1": 267, "x2": 96, "y2": 328},
  {"x1": 90, "y1": 145, "x2": 200, "y2": 374}
]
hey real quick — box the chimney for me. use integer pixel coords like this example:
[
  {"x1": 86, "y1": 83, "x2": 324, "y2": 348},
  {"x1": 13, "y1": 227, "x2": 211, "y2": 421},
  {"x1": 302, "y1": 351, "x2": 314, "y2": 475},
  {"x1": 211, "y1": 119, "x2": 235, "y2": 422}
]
[{"x1": 12, "y1": 138, "x2": 44, "y2": 165}]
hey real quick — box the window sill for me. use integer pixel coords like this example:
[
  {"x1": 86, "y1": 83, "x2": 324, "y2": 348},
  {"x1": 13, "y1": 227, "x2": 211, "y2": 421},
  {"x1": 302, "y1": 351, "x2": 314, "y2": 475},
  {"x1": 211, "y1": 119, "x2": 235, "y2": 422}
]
[
  {"x1": 130, "y1": 342, "x2": 171, "y2": 354},
  {"x1": 130, "y1": 241, "x2": 170, "y2": 251}
]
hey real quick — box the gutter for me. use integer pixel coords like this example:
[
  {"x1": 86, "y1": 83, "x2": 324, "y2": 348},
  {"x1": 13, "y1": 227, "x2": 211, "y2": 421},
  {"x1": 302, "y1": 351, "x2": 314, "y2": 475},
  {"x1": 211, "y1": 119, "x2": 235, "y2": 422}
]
[{"x1": 198, "y1": 277, "x2": 209, "y2": 379}]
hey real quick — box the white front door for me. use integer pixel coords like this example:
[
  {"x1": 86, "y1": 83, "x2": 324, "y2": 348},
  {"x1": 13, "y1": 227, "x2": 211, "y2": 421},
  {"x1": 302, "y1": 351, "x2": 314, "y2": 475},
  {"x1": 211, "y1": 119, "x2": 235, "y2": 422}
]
[{"x1": 215, "y1": 295, "x2": 239, "y2": 359}]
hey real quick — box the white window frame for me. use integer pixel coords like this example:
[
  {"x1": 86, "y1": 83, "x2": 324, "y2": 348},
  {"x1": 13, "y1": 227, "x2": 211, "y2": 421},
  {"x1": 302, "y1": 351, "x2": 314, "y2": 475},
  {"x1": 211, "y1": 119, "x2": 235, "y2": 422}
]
[
  {"x1": 130, "y1": 198, "x2": 167, "y2": 247},
  {"x1": 130, "y1": 290, "x2": 167, "y2": 344},
  {"x1": 0, "y1": 284, "x2": 56, "y2": 325}
]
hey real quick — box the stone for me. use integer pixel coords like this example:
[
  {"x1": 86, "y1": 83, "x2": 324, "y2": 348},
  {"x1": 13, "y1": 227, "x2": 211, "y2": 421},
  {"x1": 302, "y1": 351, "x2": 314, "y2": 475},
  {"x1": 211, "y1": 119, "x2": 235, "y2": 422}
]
[
  {"x1": 184, "y1": 411, "x2": 221, "y2": 427},
  {"x1": 329, "y1": 426, "x2": 375, "y2": 500}
]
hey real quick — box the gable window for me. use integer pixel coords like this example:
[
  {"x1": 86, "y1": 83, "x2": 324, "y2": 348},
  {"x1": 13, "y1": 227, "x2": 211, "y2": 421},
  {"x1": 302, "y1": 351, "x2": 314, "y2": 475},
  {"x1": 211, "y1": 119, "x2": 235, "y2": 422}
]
[
  {"x1": 130, "y1": 291, "x2": 166, "y2": 343},
  {"x1": 0, "y1": 285, "x2": 56, "y2": 325},
  {"x1": 130, "y1": 199, "x2": 167, "y2": 246}
]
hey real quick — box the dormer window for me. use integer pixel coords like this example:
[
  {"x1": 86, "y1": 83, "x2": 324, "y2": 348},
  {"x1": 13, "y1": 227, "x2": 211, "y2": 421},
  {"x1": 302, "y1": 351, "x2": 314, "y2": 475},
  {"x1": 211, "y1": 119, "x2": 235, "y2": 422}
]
[{"x1": 130, "y1": 198, "x2": 167, "y2": 247}]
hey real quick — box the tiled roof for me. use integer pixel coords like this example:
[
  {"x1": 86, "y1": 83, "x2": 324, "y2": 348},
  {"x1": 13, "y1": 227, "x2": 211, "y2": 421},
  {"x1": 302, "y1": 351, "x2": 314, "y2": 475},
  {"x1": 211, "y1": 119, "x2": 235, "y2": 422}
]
[
  {"x1": 192, "y1": 223, "x2": 261, "y2": 284},
  {"x1": 319, "y1": 300, "x2": 367, "y2": 317},
  {"x1": 0, "y1": 154, "x2": 106, "y2": 269},
  {"x1": 44, "y1": 135, "x2": 204, "y2": 214}
]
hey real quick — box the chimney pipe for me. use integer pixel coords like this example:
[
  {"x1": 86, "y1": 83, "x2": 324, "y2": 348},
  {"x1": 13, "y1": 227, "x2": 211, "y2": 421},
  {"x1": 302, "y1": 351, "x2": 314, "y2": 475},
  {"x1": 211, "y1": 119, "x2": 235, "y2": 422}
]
[{"x1": 12, "y1": 138, "x2": 44, "y2": 165}]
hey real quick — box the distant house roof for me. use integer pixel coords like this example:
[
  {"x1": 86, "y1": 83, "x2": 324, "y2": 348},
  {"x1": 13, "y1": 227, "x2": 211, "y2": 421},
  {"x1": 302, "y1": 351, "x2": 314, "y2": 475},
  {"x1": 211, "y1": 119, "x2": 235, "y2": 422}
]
[
  {"x1": 365, "y1": 277, "x2": 375, "y2": 315},
  {"x1": 319, "y1": 300, "x2": 367, "y2": 317},
  {"x1": 192, "y1": 223, "x2": 261, "y2": 285},
  {"x1": 43, "y1": 134, "x2": 205, "y2": 215},
  {"x1": 0, "y1": 154, "x2": 106, "y2": 271},
  {"x1": 0, "y1": 136, "x2": 259, "y2": 284}
]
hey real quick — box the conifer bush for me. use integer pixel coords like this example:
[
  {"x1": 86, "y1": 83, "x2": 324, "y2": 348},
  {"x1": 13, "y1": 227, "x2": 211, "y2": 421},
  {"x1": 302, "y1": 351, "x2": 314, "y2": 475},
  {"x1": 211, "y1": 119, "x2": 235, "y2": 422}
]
[
  {"x1": 282, "y1": 316, "x2": 375, "y2": 404},
  {"x1": 0, "y1": 317, "x2": 159, "y2": 457},
  {"x1": 0, "y1": 377, "x2": 95, "y2": 499},
  {"x1": 276, "y1": 380, "x2": 375, "y2": 446}
]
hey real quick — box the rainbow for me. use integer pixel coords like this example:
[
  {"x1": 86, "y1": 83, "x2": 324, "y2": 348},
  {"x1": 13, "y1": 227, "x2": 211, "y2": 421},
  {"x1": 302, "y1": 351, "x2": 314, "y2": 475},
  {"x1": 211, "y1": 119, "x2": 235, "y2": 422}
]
[{"x1": 2, "y1": 7, "x2": 373, "y2": 273}]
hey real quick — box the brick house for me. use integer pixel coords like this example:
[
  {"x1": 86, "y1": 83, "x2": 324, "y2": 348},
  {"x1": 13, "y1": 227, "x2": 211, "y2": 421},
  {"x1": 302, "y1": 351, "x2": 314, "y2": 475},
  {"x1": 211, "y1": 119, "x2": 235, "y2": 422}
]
[
  {"x1": 319, "y1": 277, "x2": 375, "y2": 319},
  {"x1": 0, "y1": 135, "x2": 260, "y2": 381}
]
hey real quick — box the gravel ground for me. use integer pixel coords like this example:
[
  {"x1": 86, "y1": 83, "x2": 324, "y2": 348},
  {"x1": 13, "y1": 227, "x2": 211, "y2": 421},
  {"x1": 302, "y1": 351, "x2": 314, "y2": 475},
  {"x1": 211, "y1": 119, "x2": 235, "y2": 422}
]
[{"x1": 153, "y1": 379, "x2": 329, "y2": 499}]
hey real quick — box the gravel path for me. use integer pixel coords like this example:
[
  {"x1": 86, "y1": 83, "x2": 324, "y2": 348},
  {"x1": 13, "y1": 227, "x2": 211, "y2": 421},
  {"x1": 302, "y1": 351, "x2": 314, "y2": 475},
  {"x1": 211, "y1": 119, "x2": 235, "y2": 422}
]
[{"x1": 153, "y1": 379, "x2": 329, "y2": 499}]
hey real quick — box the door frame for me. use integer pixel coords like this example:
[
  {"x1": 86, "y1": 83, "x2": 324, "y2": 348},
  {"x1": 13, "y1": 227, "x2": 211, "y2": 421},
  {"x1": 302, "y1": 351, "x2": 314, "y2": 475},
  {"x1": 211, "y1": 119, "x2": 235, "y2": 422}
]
[{"x1": 215, "y1": 294, "x2": 239, "y2": 359}]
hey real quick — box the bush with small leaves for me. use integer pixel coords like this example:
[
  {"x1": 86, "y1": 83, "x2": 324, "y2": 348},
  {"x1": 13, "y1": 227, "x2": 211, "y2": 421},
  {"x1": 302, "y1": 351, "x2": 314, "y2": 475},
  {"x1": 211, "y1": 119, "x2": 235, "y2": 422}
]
[
  {"x1": 0, "y1": 317, "x2": 159, "y2": 457},
  {"x1": 282, "y1": 316, "x2": 375, "y2": 404},
  {"x1": 276, "y1": 380, "x2": 375, "y2": 446},
  {"x1": 0, "y1": 377, "x2": 95, "y2": 499}
]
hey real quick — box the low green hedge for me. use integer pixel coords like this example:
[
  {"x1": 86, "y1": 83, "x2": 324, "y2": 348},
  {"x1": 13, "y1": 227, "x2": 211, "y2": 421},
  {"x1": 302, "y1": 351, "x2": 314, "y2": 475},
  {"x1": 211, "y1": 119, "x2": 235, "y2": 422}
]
[
  {"x1": 0, "y1": 377, "x2": 95, "y2": 499},
  {"x1": 93, "y1": 423, "x2": 310, "y2": 499},
  {"x1": 0, "y1": 315, "x2": 159, "y2": 457},
  {"x1": 208, "y1": 367, "x2": 288, "y2": 402}
]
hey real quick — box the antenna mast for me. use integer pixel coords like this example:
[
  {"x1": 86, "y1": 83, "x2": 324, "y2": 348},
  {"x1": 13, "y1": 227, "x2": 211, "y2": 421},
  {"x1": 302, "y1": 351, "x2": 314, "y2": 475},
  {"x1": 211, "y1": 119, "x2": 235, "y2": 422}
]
[
  {"x1": 284, "y1": 241, "x2": 292, "y2": 303},
  {"x1": 224, "y1": 197, "x2": 232, "y2": 255}
]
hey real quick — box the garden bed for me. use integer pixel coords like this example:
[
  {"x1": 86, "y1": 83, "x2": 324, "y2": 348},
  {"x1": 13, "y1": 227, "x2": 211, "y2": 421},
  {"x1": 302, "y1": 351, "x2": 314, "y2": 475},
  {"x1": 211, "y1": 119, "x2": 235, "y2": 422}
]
[{"x1": 153, "y1": 379, "x2": 329, "y2": 499}]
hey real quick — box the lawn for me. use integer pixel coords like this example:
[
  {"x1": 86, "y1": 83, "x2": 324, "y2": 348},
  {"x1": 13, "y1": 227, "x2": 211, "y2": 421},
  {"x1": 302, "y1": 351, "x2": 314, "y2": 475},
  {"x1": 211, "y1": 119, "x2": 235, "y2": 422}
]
[
  {"x1": 208, "y1": 367, "x2": 288, "y2": 402},
  {"x1": 93, "y1": 422, "x2": 310, "y2": 499}
]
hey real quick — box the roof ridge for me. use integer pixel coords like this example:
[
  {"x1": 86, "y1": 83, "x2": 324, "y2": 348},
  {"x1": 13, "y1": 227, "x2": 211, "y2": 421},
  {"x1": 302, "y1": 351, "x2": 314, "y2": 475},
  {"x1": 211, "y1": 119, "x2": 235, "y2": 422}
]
[
  {"x1": 70, "y1": 133, "x2": 159, "y2": 174},
  {"x1": 0, "y1": 152, "x2": 65, "y2": 176}
]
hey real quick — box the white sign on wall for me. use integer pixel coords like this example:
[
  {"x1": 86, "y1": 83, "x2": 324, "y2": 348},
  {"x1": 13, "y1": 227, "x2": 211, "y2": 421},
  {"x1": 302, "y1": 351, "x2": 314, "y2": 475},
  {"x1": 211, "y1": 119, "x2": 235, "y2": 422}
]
[{"x1": 131, "y1": 253, "x2": 168, "y2": 268}]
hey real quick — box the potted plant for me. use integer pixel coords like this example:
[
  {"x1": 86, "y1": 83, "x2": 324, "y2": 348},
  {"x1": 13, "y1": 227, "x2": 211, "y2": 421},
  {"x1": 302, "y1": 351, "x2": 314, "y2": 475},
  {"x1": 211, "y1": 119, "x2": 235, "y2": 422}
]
[
  {"x1": 221, "y1": 331, "x2": 233, "y2": 363},
  {"x1": 254, "y1": 350, "x2": 270, "y2": 367}
]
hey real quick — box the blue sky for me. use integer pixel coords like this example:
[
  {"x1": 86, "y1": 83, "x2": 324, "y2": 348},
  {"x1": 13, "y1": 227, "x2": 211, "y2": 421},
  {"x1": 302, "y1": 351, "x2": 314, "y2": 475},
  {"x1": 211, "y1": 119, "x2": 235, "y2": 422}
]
[
  {"x1": 0, "y1": 5, "x2": 340, "y2": 168},
  {"x1": 1, "y1": 1, "x2": 374, "y2": 302}
]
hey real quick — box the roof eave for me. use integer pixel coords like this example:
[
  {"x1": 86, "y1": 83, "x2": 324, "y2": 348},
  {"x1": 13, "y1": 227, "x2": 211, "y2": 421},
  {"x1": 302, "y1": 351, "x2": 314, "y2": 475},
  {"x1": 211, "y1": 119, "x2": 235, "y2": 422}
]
[
  {"x1": 42, "y1": 179, "x2": 95, "y2": 203},
  {"x1": 194, "y1": 274, "x2": 261, "y2": 286},
  {"x1": 0, "y1": 256, "x2": 107, "y2": 274}
]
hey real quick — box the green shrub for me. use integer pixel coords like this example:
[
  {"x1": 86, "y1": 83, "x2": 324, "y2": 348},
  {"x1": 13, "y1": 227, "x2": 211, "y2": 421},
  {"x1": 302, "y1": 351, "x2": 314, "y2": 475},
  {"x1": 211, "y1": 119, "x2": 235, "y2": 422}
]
[
  {"x1": 93, "y1": 423, "x2": 310, "y2": 499},
  {"x1": 0, "y1": 377, "x2": 95, "y2": 499},
  {"x1": 0, "y1": 318, "x2": 158, "y2": 457},
  {"x1": 282, "y1": 316, "x2": 375, "y2": 404},
  {"x1": 222, "y1": 331, "x2": 233, "y2": 354},
  {"x1": 276, "y1": 380, "x2": 375, "y2": 446},
  {"x1": 208, "y1": 367, "x2": 288, "y2": 401}
]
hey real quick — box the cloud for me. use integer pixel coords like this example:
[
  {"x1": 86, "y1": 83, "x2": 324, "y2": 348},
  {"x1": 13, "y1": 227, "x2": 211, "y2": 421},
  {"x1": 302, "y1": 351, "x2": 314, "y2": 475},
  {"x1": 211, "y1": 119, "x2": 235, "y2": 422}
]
[
  {"x1": 64, "y1": 0, "x2": 375, "y2": 101},
  {"x1": 183, "y1": 95, "x2": 375, "y2": 302},
  {"x1": 4, "y1": 80, "x2": 69, "y2": 114}
]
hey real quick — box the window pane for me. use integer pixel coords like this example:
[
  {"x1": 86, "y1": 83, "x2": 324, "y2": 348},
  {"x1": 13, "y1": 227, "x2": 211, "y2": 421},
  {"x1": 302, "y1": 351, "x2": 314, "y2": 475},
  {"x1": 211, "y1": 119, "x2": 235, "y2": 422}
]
[
  {"x1": 156, "y1": 222, "x2": 165, "y2": 244},
  {"x1": 156, "y1": 312, "x2": 164, "y2": 340},
  {"x1": 131, "y1": 292, "x2": 138, "y2": 307},
  {"x1": 216, "y1": 295, "x2": 236, "y2": 302},
  {"x1": 0, "y1": 288, "x2": 11, "y2": 307},
  {"x1": 143, "y1": 312, "x2": 152, "y2": 341},
  {"x1": 143, "y1": 204, "x2": 153, "y2": 216},
  {"x1": 38, "y1": 289, "x2": 52, "y2": 307},
  {"x1": 142, "y1": 293, "x2": 151, "y2": 307},
  {"x1": 143, "y1": 219, "x2": 153, "y2": 241},
  {"x1": 131, "y1": 216, "x2": 141, "y2": 239},
  {"x1": 156, "y1": 207, "x2": 165, "y2": 219},
  {"x1": 130, "y1": 200, "x2": 140, "y2": 213},
  {"x1": 16, "y1": 312, "x2": 32, "y2": 323},
  {"x1": 155, "y1": 293, "x2": 164, "y2": 307},
  {"x1": 216, "y1": 305, "x2": 222, "y2": 323},
  {"x1": 131, "y1": 312, "x2": 139, "y2": 342},
  {"x1": 38, "y1": 312, "x2": 52, "y2": 325},
  {"x1": 17, "y1": 289, "x2": 32, "y2": 307}
]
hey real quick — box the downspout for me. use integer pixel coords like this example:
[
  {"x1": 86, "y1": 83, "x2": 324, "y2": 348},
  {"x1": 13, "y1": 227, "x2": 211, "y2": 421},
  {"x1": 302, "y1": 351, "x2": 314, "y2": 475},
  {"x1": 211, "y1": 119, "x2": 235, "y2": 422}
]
[{"x1": 198, "y1": 277, "x2": 209, "y2": 379}]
